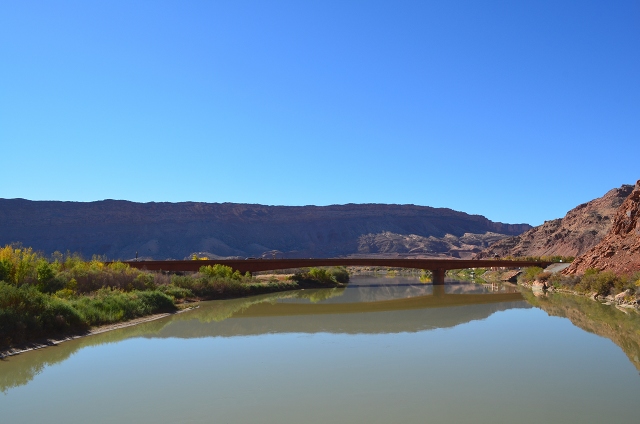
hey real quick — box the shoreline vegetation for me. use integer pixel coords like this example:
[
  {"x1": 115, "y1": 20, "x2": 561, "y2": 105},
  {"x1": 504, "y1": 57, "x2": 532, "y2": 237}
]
[
  {"x1": 2, "y1": 244, "x2": 638, "y2": 355},
  {"x1": 473, "y1": 264, "x2": 640, "y2": 311},
  {"x1": 0, "y1": 245, "x2": 348, "y2": 352},
  {"x1": 516, "y1": 266, "x2": 640, "y2": 309}
]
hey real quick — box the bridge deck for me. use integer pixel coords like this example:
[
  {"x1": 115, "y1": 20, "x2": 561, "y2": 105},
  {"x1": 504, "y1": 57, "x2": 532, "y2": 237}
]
[{"x1": 123, "y1": 258, "x2": 550, "y2": 284}]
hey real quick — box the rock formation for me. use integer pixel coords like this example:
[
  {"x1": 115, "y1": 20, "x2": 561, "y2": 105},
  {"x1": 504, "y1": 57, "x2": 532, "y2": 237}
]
[
  {"x1": 564, "y1": 180, "x2": 640, "y2": 275},
  {"x1": 0, "y1": 199, "x2": 531, "y2": 260},
  {"x1": 474, "y1": 184, "x2": 634, "y2": 259}
]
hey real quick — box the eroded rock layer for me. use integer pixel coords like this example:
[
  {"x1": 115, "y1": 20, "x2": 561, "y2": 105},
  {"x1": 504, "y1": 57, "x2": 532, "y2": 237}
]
[
  {"x1": 475, "y1": 184, "x2": 634, "y2": 259},
  {"x1": 564, "y1": 180, "x2": 640, "y2": 275},
  {"x1": 0, "y1": 200, "x2": 531, "y2": 260}
]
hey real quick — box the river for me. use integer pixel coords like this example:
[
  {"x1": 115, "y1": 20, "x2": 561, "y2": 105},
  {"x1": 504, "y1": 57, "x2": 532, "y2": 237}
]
[{"x1": 2, "y1": 275, "x2": 640, "y2": 423}]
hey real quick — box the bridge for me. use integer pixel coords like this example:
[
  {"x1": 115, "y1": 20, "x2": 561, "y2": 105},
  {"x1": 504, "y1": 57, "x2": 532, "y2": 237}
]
[{"x1": 123, "y1": 258, "x2": 551, "y2": 284}]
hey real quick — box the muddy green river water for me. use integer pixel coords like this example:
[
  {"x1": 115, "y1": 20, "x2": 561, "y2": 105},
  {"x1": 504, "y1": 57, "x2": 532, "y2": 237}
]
[{"x1": 2, "y1": 275, "x2": 640, "y2": 423}]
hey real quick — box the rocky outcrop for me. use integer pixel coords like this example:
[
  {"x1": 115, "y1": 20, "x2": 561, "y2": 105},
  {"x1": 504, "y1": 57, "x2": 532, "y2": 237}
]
[
  {"x1": 475, "y1": 184, "x2": 634, "y2": 259},
  {"x1": 564, "y1": 181, "x2": 640, "y2": 275},
  {"x1": 0, "y1": 200, "x2": 531, "y2": 260},
  {"x1": 357, "y1": 231, "x2": 507, "y2": 259}
]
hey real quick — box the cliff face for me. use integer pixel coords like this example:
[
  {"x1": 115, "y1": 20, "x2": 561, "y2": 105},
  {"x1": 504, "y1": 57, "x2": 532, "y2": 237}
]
[
  {"x1": 474, "y1": 184, "x2": 634, "y2": 259},
  {"x1": 0, "y1": 200, "x2": 531, "y2": 260},
  {"x1": 564, "y1": 181, "x2": 640, "y2": 275}
]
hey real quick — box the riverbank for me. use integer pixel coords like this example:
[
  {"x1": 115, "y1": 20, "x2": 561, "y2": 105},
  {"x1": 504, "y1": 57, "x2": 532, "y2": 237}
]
[
  {"x1": 0, "y1": 245, "x2": 349, "y2": 354},
  {"x1": 0, "y1": 278, "x2": 346, "y2": 355},
  {"x1": 0, "y1": 276, "x2": 349, "y2": 358},
  {"x1": 518, "y1": 279, "x2": 640, "y2": 311},
  {"x1": 0, "y1": 309, "x2": 191, "y2": 359}
]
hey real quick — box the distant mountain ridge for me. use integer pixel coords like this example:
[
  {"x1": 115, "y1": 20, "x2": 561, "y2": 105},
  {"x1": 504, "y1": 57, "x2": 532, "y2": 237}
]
[{"x1": 0, "y1": 199, "x2": 531, "y2": 260}]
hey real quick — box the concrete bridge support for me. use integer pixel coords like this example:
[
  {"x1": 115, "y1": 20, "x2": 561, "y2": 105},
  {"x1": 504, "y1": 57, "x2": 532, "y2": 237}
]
[{"x1": 431, "y1": 268, "x2": 446, "y2": 285}]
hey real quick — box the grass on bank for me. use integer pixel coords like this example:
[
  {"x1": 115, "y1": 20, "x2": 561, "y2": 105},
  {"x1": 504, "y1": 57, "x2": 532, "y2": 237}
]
[
  {"x1": 0, "y1": 245, "x2": 349, "y2": 348},
  {"x1": 518, "y1": 266, "x2": 640, "y2": 297}
]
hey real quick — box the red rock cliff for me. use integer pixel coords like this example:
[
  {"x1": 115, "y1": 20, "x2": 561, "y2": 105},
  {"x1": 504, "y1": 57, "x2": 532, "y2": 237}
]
[
  {"x1": 474, "y1": 184, "x2": 634, "y2": 259},
  {"x1": 564, "y1": 180, "x2": 640, "y2": 275}
]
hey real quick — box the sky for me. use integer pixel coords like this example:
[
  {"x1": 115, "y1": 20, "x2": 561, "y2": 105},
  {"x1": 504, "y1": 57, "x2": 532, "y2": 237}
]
[{"x1": 1, "y1": 0, "x2": 638, "y2": 226}]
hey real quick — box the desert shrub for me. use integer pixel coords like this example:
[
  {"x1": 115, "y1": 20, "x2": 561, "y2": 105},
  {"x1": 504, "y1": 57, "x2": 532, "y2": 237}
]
[
  {"x1": 171, "y1": 274, "x2": 248, "y2": 298},
  {"x1": 171, "y1": 275, "x2": 195, "y2": 290},
  {"x1": 518, "y1": 267, "x2": 543, "y2": 284},
  {"x1": 71, "y1": 288, "x2": 175, "y2": 326},
  {"x1": 246, "y1": 280, "x2": 298, "y2": 294},
  {"x1": 547, "y1": 273, "x2": 580, "y2": 288},
  {"x1": 308, "y1": 268, "x2": 333, "y2": 283},
  {"x1": 0, "y1": 258, "x2": 14, "y2": 283},
  {"x1": 36, "y1": 260, "x2": 55, "y2": 283},
  {"x1": 0, "y1": 282, "x2": 87, "y2": 347},
  {"x1": 200, "y1": 278, "x2": 247, "y2": 297},
  {"x1": 159, "y1": 285, "x2": 194, "y2": 299},
  {"x1": 153, "y1": 273, "x2": 171, "y2": 286},
  {"x1": 36, "y1": 276, "x2": 66, "y2": 294},
  {"x1": 579, "y1": 270, "x2": 620, "y2": 297},
  {"x1": 536, "y1": 271, "x2": 552, "y2": 283},
  {"x1": 199, "y1": 264, "x2": 242, "y2": 280},
  {"x1": 615, "y1": 274, "x2": 636, "y2": 294},
  {"x1": 56, "y1": 261, "x2": 146, "y2": 293},
  {"x1": 133, "y1": 273, "x2": 157, "y2": 291},
  {"x1": 328, "y1": 267, "x2": 350, "y2": 284},
  {"x1": 0, "y1": 246, "x2": 40, "y2": 285},
  {"x1": 291, "y1": 267, "x2": 349, "y2": 285},
  {"x1": 54, "y1": 288, "x2": 77, "y2": 299}
]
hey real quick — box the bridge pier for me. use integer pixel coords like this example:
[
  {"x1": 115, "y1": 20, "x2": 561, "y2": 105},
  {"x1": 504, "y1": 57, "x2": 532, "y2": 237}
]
[{"x1": 431, "y1": 268, "x2": 446, "y2": 285}]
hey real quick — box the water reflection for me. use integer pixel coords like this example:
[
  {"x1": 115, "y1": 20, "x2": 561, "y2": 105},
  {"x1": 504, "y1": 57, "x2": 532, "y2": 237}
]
[
  {"x1": 1, "y1": 279, "x2": 527, "y2": 393},
  {"x1": 295, "y1": 275, "x2": 519, "y2": 304},
  {"x1": 521, "y1": 290, "x2": 640, "y2": 372},
  {"x1": 2, "y1": 276, "x2": 640, "y2": 401}
]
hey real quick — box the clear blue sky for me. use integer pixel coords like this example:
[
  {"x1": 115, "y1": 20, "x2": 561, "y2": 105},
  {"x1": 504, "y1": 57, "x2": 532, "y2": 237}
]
[{"x1": 1, "y1": 0, "x2": 638, "y2": 226}]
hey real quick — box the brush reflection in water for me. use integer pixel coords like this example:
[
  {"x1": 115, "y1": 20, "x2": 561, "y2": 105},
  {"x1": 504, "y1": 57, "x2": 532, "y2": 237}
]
[{"x1": 1, "y1": 276, "x2": 639, "y2": 424}]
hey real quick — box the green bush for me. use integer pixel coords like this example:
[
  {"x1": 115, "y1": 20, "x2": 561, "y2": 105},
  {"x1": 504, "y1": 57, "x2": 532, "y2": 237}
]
[
  {"x1": 199, "y1": 264, "x2": 242, "y2": 280},
  {"x1": 36, "y1": 261, "x2": 55, "y2": 284},
  {"x1": 159, "y1": 284, "x2": 194, "y2": 299},
  {"x1": 518, "y1": 267, "x2": 543, "y2": 284},
  {"x1": 308, "y1": 268, "x2": 333, "y2": 283},
  {"x1": 547, "y1": 273, "x2": 580, "y2": 288},
  {"x1": 0, "y1": 258, "x2": 14, "y2": 283},
  {"x1": 291, "y1": 267, "x2": 349, "y2": 285},
  {"x1": 0, "y1": 282, "x2": 87, "y2": 347},
  {"x1": 328, "y1": 267, "x2": 350, "y2": 284},
  {"x1": 536, "y1": 271, "x2": 552, "y2": 282},
  {"x1": 171, "y1": 274, "x2": 248, "y2": 298},
  {"x1": 71, "y1": 288, "x2": 175, "y2": 326},
  {"x1": 134, "y1": 273, "x2": 157, "y2": 291},
  {"x1": 36, "y1": 276, "x2": 66, "y2": 294},
  {"x1": 579, "y1": 270, "x2": 620, "y2": 297}
]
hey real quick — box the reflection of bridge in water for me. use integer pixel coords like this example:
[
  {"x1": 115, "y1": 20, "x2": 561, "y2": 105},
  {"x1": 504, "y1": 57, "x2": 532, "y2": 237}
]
[
  {"x1": 0, "y1": 286, "x2": 530, "y2": 393},
  {"x1": 233, "y1": 285, "x2": 523, "y2": 317},
  {"x1": 125, "y1": 258, "x2": 550, "y2": 284}
]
